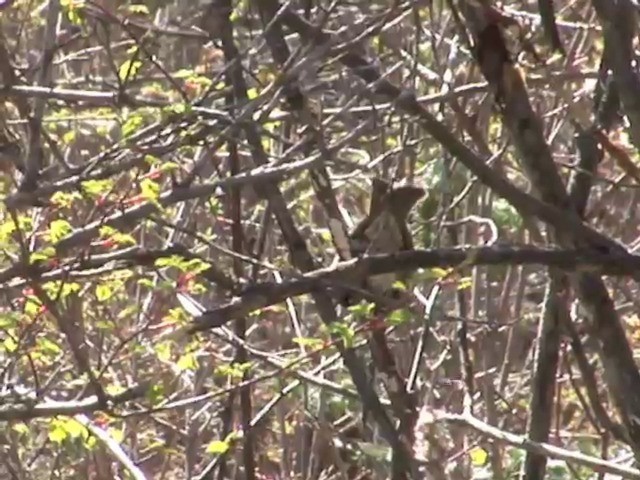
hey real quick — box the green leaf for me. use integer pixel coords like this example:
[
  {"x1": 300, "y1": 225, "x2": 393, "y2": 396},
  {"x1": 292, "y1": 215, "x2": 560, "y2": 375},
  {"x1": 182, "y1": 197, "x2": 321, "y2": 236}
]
[
  {"x1": 24, "y1": 299, "x2": 42, "y2": 317},
  {"x1": 0, "y1": 218, "x2": 17, "y2": 241},
  {"x1": 30, "y1": 247, "x2": 56, "y2": 264},
  {"x1": 50, "y1": 191, "x2": 82, "y2": 208},
  {"x1": 246, "y1": 87, "x2": 259, "y2": 100},
  {"x1": 95, "y1": 284, "x2": 112, "y2": 302},
  {"x1": 48, "y1": 417, "x2": 87, "y2": 443},
  {"x1": 81, "y1": 179, "x2": 113, "y2": 198},
  {"x1": 62, "y1": 0, "x2": 85, "y2": 25},
  {"x1": 0, "y1": 311, "x2": 20, "y2": 329},
  {"x1": 359, "y1": 441, "x2": 390, "y2": 460},
  {"x1": 493, "y1": 198, "x2": 522, "y2": 231},
  {"x1": 208, "y1": 197, "x2": 222, "y2": 216},
  {"x1": 42, "y1": 281, "x2": 80, "y2": 299},
  {"x1": 430, "y1": 267, "x2": 450, "y2": 279},
  {"x1": 184, "y1": 259, "x2": 211, "y2": 274},
  {"x1": 65, "y1": 419, "x2": 88, "y2": 439},
  {"x1": 121, "y1": 111, "x2": 145, "y2": 138},
  {"x1": 118, "y1": 58, "x2": 142, "y2": 83},
  {"x1": 36, "y1": 337, "x2": 63, "y2": 356},
  {"x1": 2, "y1": 336, "x2": 17, "y2": 352},
  {"x1": 49, "y1": 219, "x2": 73, "y2": 243},
  {"x1": 292, "y1": 337, "x2": 325, "y2": 349},
  {"x1": 140, "y1": 178, "x2": 160, "y2": 200},
  {"x1": 49, "y1": 425, "x2": 67, "y2": 443},
  {"x1": 174, "y1": 69, "x2": 195, "y2": 79},
  {"x1": 109, "y1": 427, "x2": 124, "y2": 443},
  {"x1": 12, "y1": 424, "x2": 29, "y2": 435},
  {"x1": 99, "y1": 226, "x2": 117, "y2": 238},
  {"x1": 163, "y1": 102, "x2": 192, "y2": 116},
  {"x1": 123, "y1": 4, "x2": 149, "y2": 15},
  {"x1": 146, "y1": 384, "x2": 165, "y2": 404},
  {"x1": 62, "y1": 130, "x2": 76, "y2": 145},
  {"x1": 206, "y1": 439, "x2": 230, "y2": 454},
  {"x1": 155, "y1": 341, "x2": 172, "y2": 362},
  {"x1": 347, "y1": 301, "x2": 375, "y2": 319},
  {"x1": 137, "y1": 278, "x2": 155, "y2": 288},
  {"x1": 159, "y1": 161, "x2": 179, "y2": 173},
  {"x1": 98, "y1": 226, "x2": 136, "y2": 246},
  {"x1": 388, "y1": 308, "x2": 411, "y2": 326},
  {"x1": 86, "y1": 436, "x2": 97, "y2": 450},
  {"x1": 154, "y1": 256, "x2": 210, "y2": 274},
  {"x1": 328, "y1": 322, "x2": 355, "y2": 348},
  {"x1": 155, "y1": 256, "x2": 184, "y2": 268},
  {"x1": 177, "y1": 352, "x2": 198, "y2": 372},
  {"x1": 216, "y1": 362, "x2": 252, "y2": 379},
  {"x1": 469, "y1": 446, "x2": 488, "y2": 466},
  {"x1": 457, "y1": 276, "x2": 473, "y2": 291}
]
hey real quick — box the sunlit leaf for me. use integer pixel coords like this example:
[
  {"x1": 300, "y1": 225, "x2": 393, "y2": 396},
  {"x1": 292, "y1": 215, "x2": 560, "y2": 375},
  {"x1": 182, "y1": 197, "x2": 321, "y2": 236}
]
[
  {"x1": 118, "y1": 58, "x2": 142, "y2": 82},
  {"x1": 292, "y1": 337, "x2": 325, "y2": 349},
  {"x1": 207, "y1": 439, "x2": 230, "y2": 454},
  {"x1": 81, "y1": 179, "x2": 113, "y2": 198},
  {"x1": 95, "y1": 284, "x2": 112, "y2": 302},
  {"x1": 470, "y1": 446, "x2": 488, "y2": 466},
  {"x1": 457, "y1": 276, "x2": 473, "y2": 290},
  {"x1": 177, "y1": 352, "x2": 198, "y2": 371},
  {"x1": 155, "y1": 341, "x2": 172, "y2": 362},
  {"x1": 49, "y1": 219, "x2": 73, "y2": 243},
  {"x1": 140, "y1": 178, "x2": 160, "y2": 200},
  {"x1": 49, "y1": 425, "x2": 67, "y2": 443}
]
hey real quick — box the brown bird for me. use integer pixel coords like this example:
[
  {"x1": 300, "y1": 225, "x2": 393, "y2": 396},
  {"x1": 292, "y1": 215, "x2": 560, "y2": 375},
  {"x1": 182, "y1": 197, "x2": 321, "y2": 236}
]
[
  {"x1": 0, "y1": 102, "x2": 24, "y2": 175},
  {"x1": 349, "y1": 180, "x2": 424, "y2": 445},
  {"x1": 349, "y1": 179, "x2": 425, "y2": 298}
]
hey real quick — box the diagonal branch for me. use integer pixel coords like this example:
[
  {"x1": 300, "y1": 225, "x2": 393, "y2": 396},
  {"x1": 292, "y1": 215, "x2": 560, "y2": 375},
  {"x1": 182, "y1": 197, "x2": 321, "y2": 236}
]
[
  {"x1": 200, "y1": 2, "x2": 416, "y2": 476},
  {"x1": 591, "y1": 0, "x2": 640, "y2": 152},
  {"x1": 437, "y1": 410, "x2": 640, "y2": 479},
  {"x1": 459, "y1": 0, "x2": 640, "y2": 465},
  {"x1": 276, "y1": 6, "x2": 627, "y2": 256},
  {"x1": 271, "y1": 6, "x2": 640, "y2": 462}
]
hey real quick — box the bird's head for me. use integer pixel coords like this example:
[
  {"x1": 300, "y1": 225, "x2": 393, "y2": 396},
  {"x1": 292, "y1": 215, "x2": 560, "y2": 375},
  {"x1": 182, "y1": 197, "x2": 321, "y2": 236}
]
[{"x1": 385, "y1": 184, "x2": 425, "y2": 219}]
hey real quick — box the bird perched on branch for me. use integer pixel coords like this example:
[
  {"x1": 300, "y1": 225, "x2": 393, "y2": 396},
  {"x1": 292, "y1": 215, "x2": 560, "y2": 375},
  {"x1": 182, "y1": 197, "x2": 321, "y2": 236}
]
[
  {"x1": 0, "y1": 102, "x2": 25, "y2": 176},
  {"x1": 347, "y1": 179, "x2": 424, "y2": 445},
  {"x1": 347, "y1": 179, "x2": 425, "y2": 300}
]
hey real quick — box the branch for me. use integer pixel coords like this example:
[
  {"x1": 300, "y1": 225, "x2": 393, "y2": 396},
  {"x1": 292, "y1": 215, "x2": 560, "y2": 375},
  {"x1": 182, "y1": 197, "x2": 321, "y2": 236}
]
[
  {"x1": 74, "y1": 413, "x2": 147, "y2": 480},
  {"x1": 276, "y1": 6, "x2": 628, "y2": 256},
  {"x1": 437, "y1": 411, "x2": 640, "y2": 479},
  {"x1": 0, "y1": 383, "x2": 148, "y2": 422},
  {"x1": 591, "y1": 0, "x2": 640, "y2": 151},
  {"x1": 189, "y1": 246, "x2": 640, "y2": 331},
  {"x1": 51, "y1": 155, "x2": 321, "y2": 255}
]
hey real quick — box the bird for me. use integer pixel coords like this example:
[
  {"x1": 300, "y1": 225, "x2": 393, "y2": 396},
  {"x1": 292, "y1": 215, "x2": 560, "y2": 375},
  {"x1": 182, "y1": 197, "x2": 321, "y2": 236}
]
[
  {"x1": 0, "y1": 102, "x2": 25, "y2": 176},
  {"x1": 347, "y1": 180, "x2": 424, "y2": 445},
  {"x1": 347, "y1": 179, "x2": 425, "y2": 301}
]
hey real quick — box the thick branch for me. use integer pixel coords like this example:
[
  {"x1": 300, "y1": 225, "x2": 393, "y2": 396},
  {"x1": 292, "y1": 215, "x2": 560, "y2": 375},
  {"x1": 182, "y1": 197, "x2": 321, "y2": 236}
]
[{"x1": 189, "y1": 246, "x2": 640, "y2": 331}]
